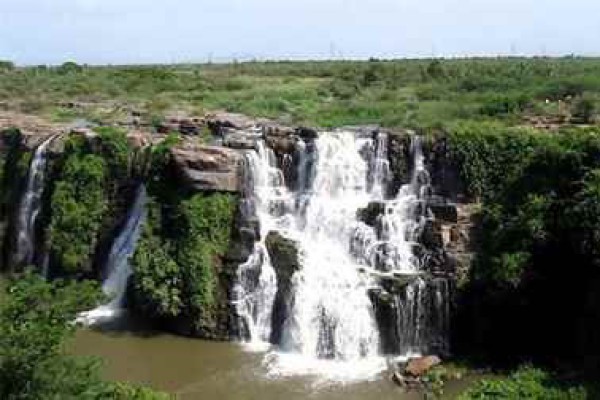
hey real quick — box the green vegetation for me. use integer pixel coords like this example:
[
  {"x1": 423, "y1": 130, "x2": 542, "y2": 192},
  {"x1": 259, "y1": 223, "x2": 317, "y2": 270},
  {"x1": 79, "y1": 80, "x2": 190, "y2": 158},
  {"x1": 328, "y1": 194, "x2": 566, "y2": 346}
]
[
  {"x1": 459, "y1": 366, "x2": 586, "y2": 399},
  {"x1": 0, "y1": 271, "x2": 170, "y2": 399},
  {"x1": 48, "y1": 139, "x2": 108, "y2": 273},
  {"x1": 130, "y1": 132, "x2": 236, "y2": 332},
  {"x1": 448, "y1": 124, "x2": 600, "y2": 375},
  {"x1": 0, "y1": 61, "x2": 14, "y2": 72},
  {"x1": 132, "y1": 192, "x2": 236, "y2": 333},
  {"x1": 47, "y1": 127, "x2": 133, "y2": 275},
  {"x1": 1, "y1": 58, "x2": 599, "y2": 129}
]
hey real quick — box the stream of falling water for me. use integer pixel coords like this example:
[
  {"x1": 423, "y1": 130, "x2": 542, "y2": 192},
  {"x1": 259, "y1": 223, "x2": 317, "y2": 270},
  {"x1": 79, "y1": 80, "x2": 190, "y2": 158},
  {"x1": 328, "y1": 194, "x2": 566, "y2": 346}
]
[
  {"x1": 232, "y1": 141, "x2": 290, "y2": 350},
  {"x1": 12, "y1": 135, "x2": 56, "y2": 269},
  {"x1": 77, "y1": 185, "x2": 147, "y2": 325},
  {"x1": 234, "y1": 131, "x2": 448, "y2": 381}
]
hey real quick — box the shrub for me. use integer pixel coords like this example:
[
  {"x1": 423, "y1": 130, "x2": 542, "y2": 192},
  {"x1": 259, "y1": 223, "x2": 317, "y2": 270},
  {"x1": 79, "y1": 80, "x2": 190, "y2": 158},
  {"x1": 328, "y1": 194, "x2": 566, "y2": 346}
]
[
  {"x1": 459, "y1": 366, "x2": 586, "y2": 399},
  {"x1": 56, "y1": 61, "x2": 82, "y2": 74},
  {"x1": 449, "y1": 124, "x2": 600, "y2": 371},
  {"x1": 0, "y1": 60, "x2": 14, "y2": 71},
  {"x1": 0, "y1": 271, "x2": 103, "y2": 398},
  {"x1": 571, "y1": 94, "x2": 596, "y2": 123},
  {"x1": 48, "y1": 138, "x2": 108, "y2": 274},
  {"x1": 131, "y1": 192, "x2": 236, "y2": 331}
]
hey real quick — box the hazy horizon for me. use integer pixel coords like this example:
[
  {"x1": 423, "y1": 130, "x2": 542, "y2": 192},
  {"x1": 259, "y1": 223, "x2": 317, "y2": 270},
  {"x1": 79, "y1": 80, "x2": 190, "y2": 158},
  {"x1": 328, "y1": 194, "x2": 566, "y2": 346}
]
[{"x1": 1, "y1": 0, "x2": 599, "y2": 65}]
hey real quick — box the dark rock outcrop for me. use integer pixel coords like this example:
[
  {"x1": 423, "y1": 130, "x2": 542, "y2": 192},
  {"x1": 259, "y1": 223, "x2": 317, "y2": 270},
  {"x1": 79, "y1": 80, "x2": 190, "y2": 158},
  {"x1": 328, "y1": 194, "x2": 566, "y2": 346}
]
[
  {"x1": 357, "y1": 201, "x2": 385, "y2": 227},
  {"x1": 388, "y1": 130, "x2": 412, "y2": 195},
  {"x1": 265, "y1": 231, "x2": 300, "y2": 345},
  {"x1": 427, "y1": 195, "x2": 458, "y2": 223},
  {"x1": 427, "y1": 136, "x2": 467, "y2": 202}
]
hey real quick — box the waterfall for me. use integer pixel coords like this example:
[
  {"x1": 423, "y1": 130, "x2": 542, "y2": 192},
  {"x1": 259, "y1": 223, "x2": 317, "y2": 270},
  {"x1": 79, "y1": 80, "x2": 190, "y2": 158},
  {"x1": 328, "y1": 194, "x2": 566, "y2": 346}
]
[
  {"x1": 234, "y1": 131, "x2": 450, "y2": 380},
  {"x1": 12, "y1": 135, "x2": 56, "y2": 270},
  {"x1": 77, "y1": 185, "x2": 147, "y2": 325},
  {"x1": 232, "y1": 141, "x2": 289, "y2": 348}
]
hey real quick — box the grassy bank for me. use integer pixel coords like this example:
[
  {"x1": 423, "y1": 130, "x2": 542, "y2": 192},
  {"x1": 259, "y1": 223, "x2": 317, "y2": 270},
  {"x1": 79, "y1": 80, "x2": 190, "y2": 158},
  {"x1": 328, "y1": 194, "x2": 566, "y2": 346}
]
[{"x1": 1, "y1": 58, "x2": 599, "y2": 130}]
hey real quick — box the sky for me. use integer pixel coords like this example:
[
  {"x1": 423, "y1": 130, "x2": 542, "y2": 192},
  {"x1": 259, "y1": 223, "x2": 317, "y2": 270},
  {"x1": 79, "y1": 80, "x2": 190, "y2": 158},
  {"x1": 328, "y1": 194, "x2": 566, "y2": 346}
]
[{"x1": 1, "y1": 0, "x2": 599, "y2": 65}]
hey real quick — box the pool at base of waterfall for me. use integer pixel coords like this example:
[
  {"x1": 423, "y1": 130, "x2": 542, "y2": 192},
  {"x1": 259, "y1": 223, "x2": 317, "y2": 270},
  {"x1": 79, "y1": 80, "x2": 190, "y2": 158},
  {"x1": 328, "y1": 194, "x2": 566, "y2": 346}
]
[{"x1": 70, "y1": 328, "x2": 474, "y2": 400}]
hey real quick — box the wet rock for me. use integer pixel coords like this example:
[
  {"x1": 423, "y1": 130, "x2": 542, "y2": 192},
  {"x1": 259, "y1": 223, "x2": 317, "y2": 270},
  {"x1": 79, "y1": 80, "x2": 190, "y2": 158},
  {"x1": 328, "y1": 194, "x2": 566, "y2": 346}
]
[
  {"x1": 222, "y1": 131, "x2": 259, "y2": 150},
  {"x1": 265, "y1": 231, "x2": 300, "y2": 345},
  {"x1": 427, "y1": 196, "x2": 458, "y2": 223},
  {"x1": 370, "y1": 288, "x2": 400, "y2": 354},
  {"x1": 224, "y1": 227, "x2": 257, "y2": 263},
  {"x1": 295, "y1": 126, "x2": 318, "y2": 140},
  {"x1": 421, "y1": 219, "x2": 443, "y2": 249},
  {"x1": 265, "y1": 133, "x2": 296, "y2": 156},
  {"x1": 391, "y1": 371, "x2": 406, "y2": 387},
  {"x1": 387, "y1": 130, "x2": 412, "y2": 194},
  {"x1": 404, "y1": 355, "x2": 442, "y2": 377},
  {"x1": 264, "y1": 123, "x2": 295, "y2": 137},
  {"x1": 356, "y1": 201, "x2": 385, "y2": 227},
  {"x1": 171, "y1": 144, "x2": 242, "y2": 192},
  {"x1": 266, "y1": 231, "x2": 300, "y2": 284}
]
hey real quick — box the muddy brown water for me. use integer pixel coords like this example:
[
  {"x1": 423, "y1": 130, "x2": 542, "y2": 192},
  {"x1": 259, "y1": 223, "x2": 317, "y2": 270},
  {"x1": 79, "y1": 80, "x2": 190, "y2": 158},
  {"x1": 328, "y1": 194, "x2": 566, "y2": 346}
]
[{"x1": 70, "y1": 323, "x2": 474, "y2": 400}]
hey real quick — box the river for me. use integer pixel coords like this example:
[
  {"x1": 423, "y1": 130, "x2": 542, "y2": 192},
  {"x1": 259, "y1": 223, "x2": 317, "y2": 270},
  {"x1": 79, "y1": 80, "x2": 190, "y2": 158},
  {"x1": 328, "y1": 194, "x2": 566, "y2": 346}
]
[{"x1": 70, "y1": 326, "x2": 474, "y2": 400}]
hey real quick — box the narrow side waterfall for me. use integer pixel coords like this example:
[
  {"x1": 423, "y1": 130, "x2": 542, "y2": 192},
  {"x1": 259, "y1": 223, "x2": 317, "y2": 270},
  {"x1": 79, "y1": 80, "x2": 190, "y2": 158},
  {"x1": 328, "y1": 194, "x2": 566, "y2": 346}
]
[
  {"x1": 234, "y1": 131, "x2": 450, "y2": 381},
  {"x1": 77, "y1": 185, "x2": 147, "y2": 325},
  {"x1": 12, "y1": 135, "x2": 56, "y2": 269}
]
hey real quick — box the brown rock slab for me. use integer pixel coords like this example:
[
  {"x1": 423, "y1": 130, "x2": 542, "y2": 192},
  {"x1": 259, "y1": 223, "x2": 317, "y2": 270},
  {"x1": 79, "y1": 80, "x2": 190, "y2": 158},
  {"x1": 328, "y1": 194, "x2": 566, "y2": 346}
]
[
  {"x1": 171, "y1": 144, "x2": 242, "y2": 192},
  {"x1": 404, "y1": 355, "x2": 441, "y2": 377}
]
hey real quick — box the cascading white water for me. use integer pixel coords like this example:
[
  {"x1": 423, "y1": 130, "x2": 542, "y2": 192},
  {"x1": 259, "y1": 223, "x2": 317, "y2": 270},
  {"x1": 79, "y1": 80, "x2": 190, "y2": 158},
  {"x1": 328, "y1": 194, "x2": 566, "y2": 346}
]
[
  {"x1": 235, "y1": 130, "x2": 448, "y2": 381},
  {"x1": 13, "y1": 135, "x2": 56, "y2": 269},
  {"x1": 266, "y1": 132, "x2": 385, "y2": 380},
  {"x1": 77, "y1": 185, "x2": 147, "y2": 325},
  {"x1": 232, "y1": 141, "x2": 290, "y2": 348}
]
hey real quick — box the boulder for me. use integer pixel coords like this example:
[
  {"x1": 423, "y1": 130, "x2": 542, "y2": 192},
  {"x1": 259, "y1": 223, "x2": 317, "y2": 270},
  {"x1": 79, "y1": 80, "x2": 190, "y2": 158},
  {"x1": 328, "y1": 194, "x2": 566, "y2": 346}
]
[
  {"x1": 265, "y1": 133, "x2": 296, "y2": 156},
  {"x1": 265, "y1": 232, "x2": 300, "y2": 278},
  {"x1": 264, "y1": 123, "x2": 295, "y2": 137},
  {"x1": 404, "y1": 355, "x2": 442, "y2": 377},
  {"x1": 157, "y1": 115, "x2": 202, "y2": 135},
  {"x1": 265, "y1": 231, "x2": 300, "y2": 345},
  {"x1": 357, "y1": 201, "x2": 385, "y2": 227},
  {"x1": 206, "y1": 111, "x2": 257, "y2": 133},
  {"x1": 295, "y1": 126, "x2": 318, "y2": 140},
  {"x1": 391, "y1": 371, "x2": 406, "y2": 387},
  {"x1": 222, "y1": 131, "x2": 259, "y2": 150},
  {"x1": 171, "y1": 145, "x2": 242, "y2": 192}
]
